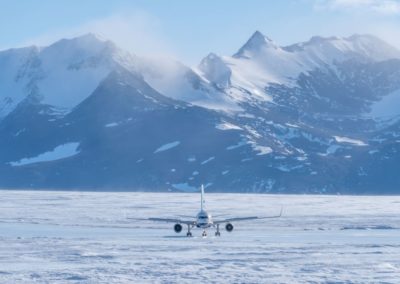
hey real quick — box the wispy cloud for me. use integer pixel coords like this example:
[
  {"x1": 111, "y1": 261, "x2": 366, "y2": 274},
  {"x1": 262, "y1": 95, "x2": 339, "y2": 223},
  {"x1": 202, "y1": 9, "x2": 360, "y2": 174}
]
[{"x1": 315, "y1": 0, "x2": 400, "y2": 14}]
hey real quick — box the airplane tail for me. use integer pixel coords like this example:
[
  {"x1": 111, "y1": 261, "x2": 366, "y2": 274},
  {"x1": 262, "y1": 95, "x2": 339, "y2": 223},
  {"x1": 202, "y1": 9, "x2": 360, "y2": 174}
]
[{"x1": 201, "y1": 184, "x2": 205, "y2": 211}]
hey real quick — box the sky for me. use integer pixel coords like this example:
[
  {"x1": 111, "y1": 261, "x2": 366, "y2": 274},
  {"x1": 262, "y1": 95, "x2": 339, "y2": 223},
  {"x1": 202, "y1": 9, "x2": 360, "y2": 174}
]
[{"x1": 1, "y1": 0, "x2": 400, "y2": 65}]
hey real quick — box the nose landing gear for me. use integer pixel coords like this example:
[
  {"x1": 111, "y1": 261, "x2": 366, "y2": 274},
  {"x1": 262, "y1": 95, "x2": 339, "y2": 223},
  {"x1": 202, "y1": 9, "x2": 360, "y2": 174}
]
[{"x1": 202, "y1": 230, "x2": 207, "y2": 237}]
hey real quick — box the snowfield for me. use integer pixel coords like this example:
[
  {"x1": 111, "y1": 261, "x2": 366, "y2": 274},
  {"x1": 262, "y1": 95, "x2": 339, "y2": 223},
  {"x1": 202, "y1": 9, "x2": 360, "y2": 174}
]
[
  {"x1": 9, "y1": 143, "x2": 80, "y2": 166},
  {"x1": 333, "y1": 136, "x2": 368, "y2": 146},
  {"x1": 154, "y1": 141, "x2": 181, "y2": 153},
  {"x1": 0, "y1": 191, "x2": 400, "y2": 283}
]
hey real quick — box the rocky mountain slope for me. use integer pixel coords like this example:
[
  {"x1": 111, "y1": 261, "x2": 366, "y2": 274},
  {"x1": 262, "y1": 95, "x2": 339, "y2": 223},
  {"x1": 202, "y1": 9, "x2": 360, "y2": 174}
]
[{"x1": 1, "y1": 32, "x2": 400, "y2": 193}]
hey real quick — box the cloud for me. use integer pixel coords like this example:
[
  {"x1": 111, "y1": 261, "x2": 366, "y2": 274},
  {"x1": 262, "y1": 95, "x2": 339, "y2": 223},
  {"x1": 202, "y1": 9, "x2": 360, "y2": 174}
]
[
  {"x1": 315, "y1": 0, "x2": 400, "y2": 14},
  {"x1": 21, "y1": 11, "x2": 176, "y2": 58}
]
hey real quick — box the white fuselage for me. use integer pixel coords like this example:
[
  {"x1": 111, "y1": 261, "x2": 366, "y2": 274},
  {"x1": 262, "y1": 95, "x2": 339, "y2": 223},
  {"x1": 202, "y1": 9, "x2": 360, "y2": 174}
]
[{"x1": 196, "y1": 210, "x2": 213, "y2": 228}]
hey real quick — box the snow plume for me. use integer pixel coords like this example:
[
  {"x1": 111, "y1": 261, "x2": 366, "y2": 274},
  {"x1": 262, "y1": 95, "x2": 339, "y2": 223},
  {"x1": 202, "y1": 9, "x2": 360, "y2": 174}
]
[
  {"x1": 79, "y1": 12, "x2": 176, "y2": 58},
  {"x1": 315, "y1": 0, "x2": 400, "y2": 14},
  {"x1": 21, "y1": 11, "x2": 176, "y2": 59}
]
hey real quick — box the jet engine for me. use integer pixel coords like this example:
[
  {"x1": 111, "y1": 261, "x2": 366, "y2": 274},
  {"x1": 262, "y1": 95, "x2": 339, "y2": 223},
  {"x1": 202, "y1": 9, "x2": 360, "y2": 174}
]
[
  {"x1": 225, "y1": 223, "x2": 234, "y2": 232},
  {"x1": 174, "y1": 223, "x2": 183, "y2": 233}
]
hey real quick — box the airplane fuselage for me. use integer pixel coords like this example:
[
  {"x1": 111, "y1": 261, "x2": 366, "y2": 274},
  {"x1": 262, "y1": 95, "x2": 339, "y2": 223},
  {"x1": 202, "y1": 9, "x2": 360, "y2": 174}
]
[{"x1": 196, "y1": 210, "x2": 213, "y2": 229}]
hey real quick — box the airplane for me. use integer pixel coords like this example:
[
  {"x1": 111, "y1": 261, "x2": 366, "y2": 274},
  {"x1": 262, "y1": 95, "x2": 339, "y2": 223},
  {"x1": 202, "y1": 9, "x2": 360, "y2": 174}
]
[{"x1": 143, "y1": 185, "x2": 282, "y2": 237}]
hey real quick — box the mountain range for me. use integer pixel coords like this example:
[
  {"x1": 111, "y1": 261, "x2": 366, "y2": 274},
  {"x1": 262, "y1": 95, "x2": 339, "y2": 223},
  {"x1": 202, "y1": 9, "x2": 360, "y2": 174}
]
[{"x1": 1, "y1": 31, "x2": 400, "y2": 193}]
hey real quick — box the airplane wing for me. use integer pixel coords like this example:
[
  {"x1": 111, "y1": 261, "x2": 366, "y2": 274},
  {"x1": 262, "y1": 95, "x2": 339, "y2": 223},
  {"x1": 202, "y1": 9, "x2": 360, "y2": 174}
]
[
  {"x1": 213, "y1": 208, "x2": 283, "y2": 224},
  {"x1": 147, "y1": 217, "x2": 195, "y2": 225},
  {"x1": 213, "y1": 216, "x2": 259, "y2": 224}
]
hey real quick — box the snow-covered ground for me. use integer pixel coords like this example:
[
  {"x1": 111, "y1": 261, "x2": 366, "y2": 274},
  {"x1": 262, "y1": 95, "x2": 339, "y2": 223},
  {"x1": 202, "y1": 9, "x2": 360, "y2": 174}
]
[{"x1": 0, "y1": 191, "x2": 400, "y2": 283}]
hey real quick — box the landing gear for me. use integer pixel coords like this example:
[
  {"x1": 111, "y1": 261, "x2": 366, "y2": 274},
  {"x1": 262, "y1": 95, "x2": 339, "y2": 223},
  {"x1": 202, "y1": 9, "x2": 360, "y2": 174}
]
[
  {"x1": 215, "y1": 224, "x2": 221, "y2": 237},
  {"x1": 202, "y1": 230, "x2": 207, "y2": 237},
  {"x1": 186, "y1": 224, "x2": 192, "y2": 237}
]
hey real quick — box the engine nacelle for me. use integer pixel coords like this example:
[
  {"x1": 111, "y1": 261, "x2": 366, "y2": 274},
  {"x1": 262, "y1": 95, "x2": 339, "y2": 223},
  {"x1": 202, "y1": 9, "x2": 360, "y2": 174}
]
[
  {"x1": 174, "y1": 223, "x2": 183, "y2": 233},
  {"x1": 225, "y1": 223, "x2": 234, "y2": 232}
]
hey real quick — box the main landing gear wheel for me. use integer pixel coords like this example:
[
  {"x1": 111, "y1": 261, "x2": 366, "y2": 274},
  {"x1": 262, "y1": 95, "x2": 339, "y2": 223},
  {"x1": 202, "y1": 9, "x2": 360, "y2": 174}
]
[
  {"x1": 186, "y1": 224, "x2": 192, "y2": 237},
  {"x1": 215, "y1": 224, "x2": 221, "y2": 236}
]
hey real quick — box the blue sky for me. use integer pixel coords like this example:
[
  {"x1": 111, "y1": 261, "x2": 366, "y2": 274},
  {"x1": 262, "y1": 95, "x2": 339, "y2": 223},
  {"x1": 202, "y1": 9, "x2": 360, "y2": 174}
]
[{"x1": 1, "y1": 0, "x2": 400, "y2": 65}]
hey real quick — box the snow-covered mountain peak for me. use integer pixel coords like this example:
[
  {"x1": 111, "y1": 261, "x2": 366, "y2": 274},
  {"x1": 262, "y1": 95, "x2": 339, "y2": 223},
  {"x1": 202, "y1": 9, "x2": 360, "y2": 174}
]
[
  {"x1": 198, "y1": 53, "x2": 231, "y2": 88},
  {"x1": 284, "y1": 34, "x2": 400, "y2": 62},
  {"x1": 138, "y1": 55, "x2": 241, "y2": 112},
  {"x1": 201, "y1": 52, "x2": 220, "y2": 62},
  {"x1": 248, "y1": 30, "x2": 273, "y2": 44},
  {"x1": 50, "y1": 33, "x2": 111, "y2": 47},
  {"x1": 201, "y1": 31, "x2": 303, "y2": 93},
  {"x1": 234, "y1": 31, "x2": 280, "y2": 58},
  {"x1": 45, "y1": 33, "x2": 140, "y2": 73},
  {"x1": 0, "y1": 34, "x2": 134, "y2": 118},
  {"x1": 0, "y1": 45, "x2": 42, "y2": 118},
  {"x1": 42, "y1": 33, "x2": 117, "y2": 64},
  {"x1": 309, "y1": 35, "x2": 340, "y2": 44},
  {"x1": 345, "y1": 34, "x2": 400, "y2": 61},
  {"x1": 198, "y1": 32, "x2": 400, "y2": 111}
]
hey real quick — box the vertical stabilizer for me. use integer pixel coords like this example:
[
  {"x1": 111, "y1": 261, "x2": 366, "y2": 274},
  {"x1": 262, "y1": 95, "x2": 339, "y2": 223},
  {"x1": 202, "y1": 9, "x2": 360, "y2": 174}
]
[{"x1": 201, "y1": 184, "x2": 205, "y2": 211}]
